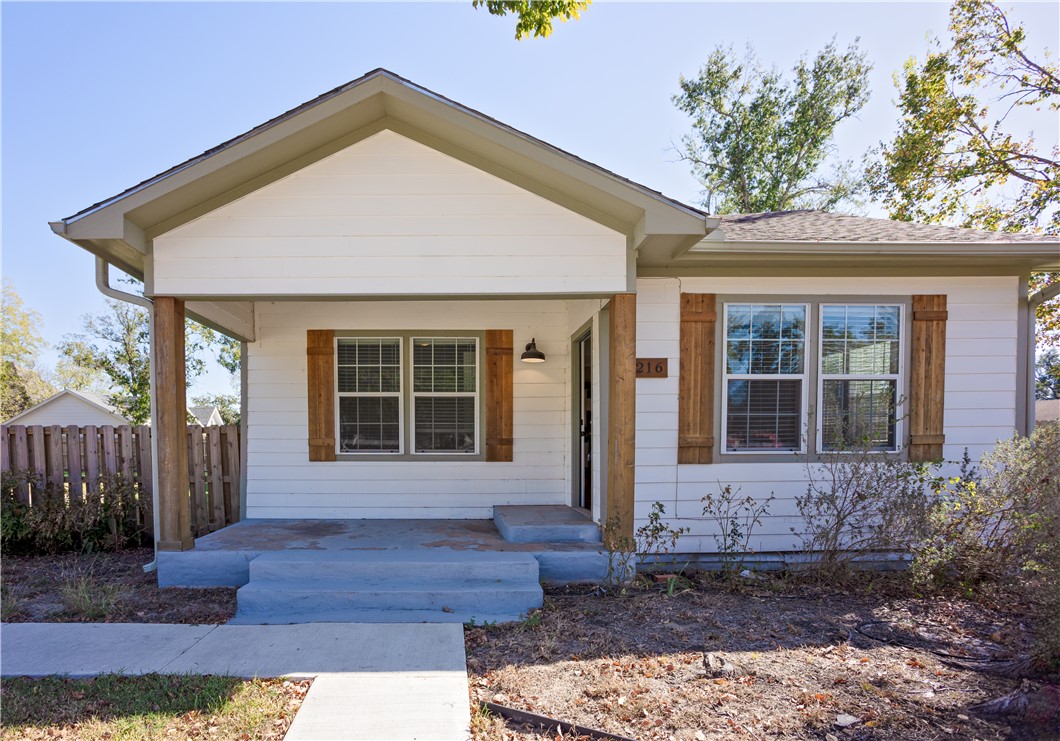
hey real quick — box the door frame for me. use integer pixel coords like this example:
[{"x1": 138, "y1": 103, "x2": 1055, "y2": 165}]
[{"x1": 570, "y1": 320, "x2": 593, "y2": 512}]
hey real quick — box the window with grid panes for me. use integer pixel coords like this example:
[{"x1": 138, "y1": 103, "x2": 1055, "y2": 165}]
[
  {"x1": 336, "y1": 336, "x2": 479, "y2": 455},
  {"x1": 819, "y1": 304, "x2": 902, "y2": 451},
  {"x1": 723, "y1": 304, "x2": 807, "y2": 452},
  {"x1": 412, "y1": 337, "x2": 478, "y2": 453}
]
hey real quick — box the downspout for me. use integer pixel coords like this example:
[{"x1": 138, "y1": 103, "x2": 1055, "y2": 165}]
[
  {"x1": 1027, "y1": 280, "x2": 1060, "y2": 433},
  {"x1": 95, "y1": 258, "x2": 159, "y2": 574}
]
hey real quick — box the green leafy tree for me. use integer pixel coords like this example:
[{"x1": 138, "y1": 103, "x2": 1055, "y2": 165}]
[
  {"x1": 673, "y1": 39, "x2": 871, "y2": 214},
  {"x1": 58, "y1": 295, "x2": 228, "y2": 425},
  {"x1": 472, "y1": 0, "x2": 589, "y2": 39},
  {"x1": 1037, "y1": 349, "x2": 1060, "y2": 400},
  {"x1": 868, "y1": 0, "x2": 1058, "y2": 342},
  {"x1": 1, "y1": 280, "x2": 54, "y2": 419}
]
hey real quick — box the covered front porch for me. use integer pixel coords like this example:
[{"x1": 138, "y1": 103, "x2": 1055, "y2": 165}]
[{"x1": 158, "y1": 505, "x2": 609, "y2": 624}]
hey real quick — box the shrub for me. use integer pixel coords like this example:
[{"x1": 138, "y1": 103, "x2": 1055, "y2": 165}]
[
  {"x1": 635, "y1": 502, "x2": 689, "y2": 565},
  {"x1": 701, "y1": 484, "x2": 774, "y2": 577},
  {"x1": 1, "y1": 470, "x2": 151, "y2": 555},
  {"x1": 912, "y1": 425, "x2": 1060, "y2": 670},
  {"x1": 792, "y1": 441, "x2": 939, "y2": 575},
  {"x1": 601, "y1": 514, "x2": 636, "y2": 590}
]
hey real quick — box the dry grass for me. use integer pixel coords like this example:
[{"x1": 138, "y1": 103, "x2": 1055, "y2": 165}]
[
  {"x1": 466, "y1": 572, "x2": 1058, "y2": 740},
  {"x1": 0, "y1": 674, "x2": 311, "y2": 741},
  {"x1": 1, "y1": 548, "x2": 235, "y2": 623}
]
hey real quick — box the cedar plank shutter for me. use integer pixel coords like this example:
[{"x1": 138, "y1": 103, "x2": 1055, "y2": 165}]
[
  {"x1": 909, "y1": 295, "x2": 947, "y2": 461},
  {"x1": 485, "y1": 330, "x2": 514, "y2": 462},
  {"x1": 678, "y1": 294, "x2": 716, "y2": 464},
  {"x1": 307, "y1": 329, "x2": 336, "y2": 462}
]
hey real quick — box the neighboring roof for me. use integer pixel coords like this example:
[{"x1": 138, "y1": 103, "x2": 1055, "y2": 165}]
[
  {"x1": 4, "y1": 388, "x2": 128, "y2": 425},
  {"x1": 51, "y1": 68, "x2": 708, "y2": 278},
  {"x1": 712, "y1": 211, "x2": 1055, "y2": 244},
  {"x1": 189, "y1": 406, "x2": 224, "y2": 426},
  {"x1": 1037, "y1": 398, "x2": 1060, "y2": 424}
]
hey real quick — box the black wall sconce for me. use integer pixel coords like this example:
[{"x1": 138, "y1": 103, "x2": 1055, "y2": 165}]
[{"x1": 521, "y1": 338, "x2": 546, "y2": 363}]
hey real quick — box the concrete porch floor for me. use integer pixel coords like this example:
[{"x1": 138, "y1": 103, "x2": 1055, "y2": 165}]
[{"x1": 157, "y1": 509, "x2": 608, "y2": 588}]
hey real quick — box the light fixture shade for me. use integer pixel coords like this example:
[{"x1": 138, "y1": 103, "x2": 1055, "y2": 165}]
[{"x1": 521, "y1": 338, "x2": 546, "y2": 363}]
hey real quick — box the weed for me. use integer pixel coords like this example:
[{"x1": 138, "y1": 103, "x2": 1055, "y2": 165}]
[
  {"x1": 518, "y1": 610, "x2": 543, "y2": 630},
  {"x1": 701, "y1": 484, "x2": 774, "y2": 577},
  {"x1": 601, "y1": 514, "x2": 636, "y2": 591},
  {"x1": 636, "y1": 501, "x2": 689, "y2": 568}
]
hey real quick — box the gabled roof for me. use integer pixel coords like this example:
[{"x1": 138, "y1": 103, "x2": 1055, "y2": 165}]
[
  {"x1": 189, "y1": 406, "x2": 224, "y2": 426},
  {"x1": 50, "y1": 68, "x2": 709, "y2": 277},
  {"x1": 4, "y1": 389, "x2": 129, "y2": 425}
]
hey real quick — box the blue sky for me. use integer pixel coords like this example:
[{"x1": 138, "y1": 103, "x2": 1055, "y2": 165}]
[{"x1": 3, "y1": 1, "x2": 1058, "y2": 396}]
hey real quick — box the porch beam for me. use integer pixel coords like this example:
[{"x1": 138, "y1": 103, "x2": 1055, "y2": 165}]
[
  {"x1": 607, "y1": 293, "x2": 637, "y2": 540},
  {"x1": 154, "y1": 296, "x2": 193, "y2": 551}
]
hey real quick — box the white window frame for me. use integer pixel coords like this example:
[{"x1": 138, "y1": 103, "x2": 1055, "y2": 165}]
[
  {"x1": 409, "y1": 336, "x2": 481, "y2": 456},
  {"x1": 720, "y1": 302, "x2": 810, "y2": 455},
  {"x1": 815, "y1": 303, "x2": 905, "y2": 454},
  {"x1": 335, "y1": 336, "x2": 405, "y2": 455}
]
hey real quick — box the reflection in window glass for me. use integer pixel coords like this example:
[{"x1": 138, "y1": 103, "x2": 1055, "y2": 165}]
[
  {"x1": 820, "y1": 305, "x2": 902, "y2": 452},
  {"x1": 724, "y1": 304, "x2": 806, "y2": 452}
]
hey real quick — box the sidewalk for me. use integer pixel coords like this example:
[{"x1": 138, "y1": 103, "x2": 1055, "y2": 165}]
[{"x1": 0, "y1": 622, "x2": 470, "y2": 740}]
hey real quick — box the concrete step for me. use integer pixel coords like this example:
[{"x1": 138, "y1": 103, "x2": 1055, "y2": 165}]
[
  {"x1": 228, "y1": 607, "x2": 529, "y2": 626},
  {"x1": 248, "y1": 549, "x2": 540, "y2": 582},
  {"x1": 494, "y1": 505, "x2": 601, "y2": 544},
  {"x1": 234, "y1": 578, "x2": 542, "y2": 624}
]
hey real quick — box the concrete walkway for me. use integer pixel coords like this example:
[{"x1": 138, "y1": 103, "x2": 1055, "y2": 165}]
[{"x1": 0, "y1": 623, "x2": 470, "y2": 740}]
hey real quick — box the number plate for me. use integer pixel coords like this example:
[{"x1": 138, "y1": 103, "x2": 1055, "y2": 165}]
[{"x1": 635, "y1": 358, "x2": 668, "y2": 378}]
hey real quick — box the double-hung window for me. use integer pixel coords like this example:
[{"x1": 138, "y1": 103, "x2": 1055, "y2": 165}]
[
  {"x1": 819, "y1": 304, "x2": 902, "y2": 452},
  {"x1": 720, "y1": 301, "x2": 905, "y2": 456},
  {"x1": 723, "y1": 304, "x2": 808, "y2": 452},
  {"x1": 336, "y1": 335, "x2": 480, "y2": 456}
]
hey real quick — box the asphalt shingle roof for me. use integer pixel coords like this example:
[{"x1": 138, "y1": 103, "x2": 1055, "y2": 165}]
[{"x1": 715, "y1": 211, "x2": 1055, "y2": 244}]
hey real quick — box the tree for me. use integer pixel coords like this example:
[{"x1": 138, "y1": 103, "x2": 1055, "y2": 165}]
[
  {"x1": 1038, "y1": 349, "x2": 1060, "y2": 400},
  {"x1": 868, "y1": 0, "x2": 1058, "y2": 343},
  {"x1": 673, "y1": 39, "x2": 871, "y2": 214},
  {"x1": 58, "y1": 296, "x2": 226, "y2": 424},
  {"x1": 472, "y1": 0, "x2": 589, "y2": 39},
  {"x1": 1, "y1": 280, "x2": 53, "y2": 419}
]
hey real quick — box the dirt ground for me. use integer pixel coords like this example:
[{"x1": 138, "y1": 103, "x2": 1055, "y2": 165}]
[
  {"x1": 1, "y1": 548, "x2": 236, "y2": 624},
  {"x1": 466, "y1": 573, "x2": 1058, "y2": 741}
]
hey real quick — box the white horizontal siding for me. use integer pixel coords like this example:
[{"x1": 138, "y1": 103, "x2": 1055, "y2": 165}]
[
  {"x1": 634, "y1": 275, "x2": 1021, "y2": 555},
  {"x1": 244, "y1": 299, "x2": 589, "y2": 519},
  {"x1": 10, "y1": 395, "x2": 129, "y2": 427},
  {"x1": 153, "y1": 130, "x2": 627, "y2": 297}
]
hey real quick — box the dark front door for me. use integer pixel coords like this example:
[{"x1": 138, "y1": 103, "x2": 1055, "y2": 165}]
[{"x1": 576, "y1": 332, "x2": 592, "y2": 511}]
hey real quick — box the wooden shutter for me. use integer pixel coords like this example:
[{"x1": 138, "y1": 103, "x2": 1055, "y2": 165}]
[
  {"x1": 678, "y1": 293, "x2": 716, "y2": 464},
  {"x1": 307, "y1": 329, "x2": 336, "y2": 462},
  {"x1": 909, "y1": 295, "x2": 947, "y2": 461},
  {"x1": 485, "y1": 330, "x2": 514, "y2": 462}
]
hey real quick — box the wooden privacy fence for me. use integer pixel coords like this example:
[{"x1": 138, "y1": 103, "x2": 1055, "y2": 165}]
[{"x1": 0, "y1": 424, "x2": 241, "y2": 536}]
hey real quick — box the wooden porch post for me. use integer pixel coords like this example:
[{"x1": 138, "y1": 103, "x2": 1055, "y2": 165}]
[
  {"x1": 154, "y1": 296, "x2": 193, "y2": 551},
  {"x1": 607, "y1": 293, "x2": 637, "y2": 540}
]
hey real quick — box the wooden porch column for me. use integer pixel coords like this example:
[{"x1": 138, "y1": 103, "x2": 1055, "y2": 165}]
[
  {"x1": 607, "y1": 293, "x2": 637, "y2": 540},
  {"x1": 154, "y1": 296, "x2": 193, "y2": 551}
]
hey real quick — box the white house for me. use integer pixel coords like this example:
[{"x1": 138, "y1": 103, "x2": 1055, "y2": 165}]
[
  {"x1": 5, "y1": 389, "x2": 130, "y2": 427},
  {"x1": 49, "y1": 71, "x2": 1059, "y2": 611}
]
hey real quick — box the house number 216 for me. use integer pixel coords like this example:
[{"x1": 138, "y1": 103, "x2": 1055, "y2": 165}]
[{"x1": 635, "y1": 358, "x2": 668, "y2": 378}]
